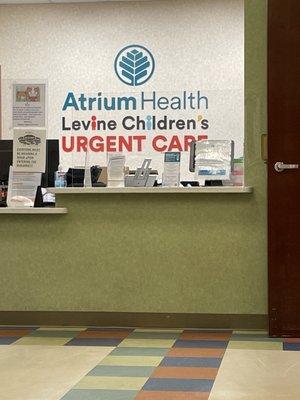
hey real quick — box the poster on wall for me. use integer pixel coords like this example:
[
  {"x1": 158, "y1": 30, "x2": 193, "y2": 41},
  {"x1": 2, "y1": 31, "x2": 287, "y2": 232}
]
[
  {"x1": 13, "y1": 128, "x2": 46, "y2": 172},
  {"x1": 12, "y1": 82, "x2": 46, "y2": 128}
]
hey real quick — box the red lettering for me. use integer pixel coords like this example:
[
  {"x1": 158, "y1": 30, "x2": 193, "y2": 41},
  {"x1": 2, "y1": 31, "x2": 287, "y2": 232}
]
[
  {"x1": 119, "y1": 136, "x2": 132, "y2": 152},
  {"x1": 168, "y1": 135, "x2": 183, "y2": 152},
  {"x1": 107, "y1": 136, "x2": 117, "y2": 152},
  {"x1": 77, "y1": 136, "x2": 88, "y2": 152},
  {"x1": 198, "y1": 135, "x2": 208, "y2": 141},
  {"x1": 91, "y1": 115, "x2": 97, "y2": 130},
  {"x1": 133, "y1": 135, "x2": 146, "y2": 152},
  {"x1": 90, "y1": 136, "x2": 104, "y2": 152},
  {"x1": 152, "y1": 135, "x2": 167, "y2": 152},
  {"x1": 184, "y1": 135, "x2": 196, "y2": 151},
  {"x1": 62, "y1": 136, "x2": 74, "y2": 152}
]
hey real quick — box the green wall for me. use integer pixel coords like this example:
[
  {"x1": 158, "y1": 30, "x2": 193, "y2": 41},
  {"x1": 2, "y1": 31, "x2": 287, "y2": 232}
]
[{"x1": 0, "y1": 0, "x2": 267, "y2": 315}]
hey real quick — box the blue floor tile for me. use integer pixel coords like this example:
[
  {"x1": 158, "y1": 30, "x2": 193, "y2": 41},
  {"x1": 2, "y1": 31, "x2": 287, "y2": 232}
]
[
  {"x1": 0, "y1": 337, "x2": 19, "y2": 345},
  {"x1": 0, "y1": 326, "x2": 37, "y2": 330},
  {"x1": 173, "y1": 340, "x2": 228, "y2": 348},
  {"x1": 65, "y1": 338, "x2": 121, "y2": 346},
  {"x1": 283, "y1": 343, "x2": 300, "y2": 351}
]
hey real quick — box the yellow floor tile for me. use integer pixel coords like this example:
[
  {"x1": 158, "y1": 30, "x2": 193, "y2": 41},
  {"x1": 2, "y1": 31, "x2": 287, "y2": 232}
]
[
  {"x1": 13, "y1": 337, "x2": 71, "y2": 346},
  {"x1": 119, "y1": 338, "x2": 176, "y2": 348},
  {"x1": 228, "y1": 341, "x2": 283, "y2": 350},
  {"x1": 75, "y1": 376, "x2": 148, "y2": 390},
  {"x1": 101, "y1": 355, "x2": 163, "y2": 366}
]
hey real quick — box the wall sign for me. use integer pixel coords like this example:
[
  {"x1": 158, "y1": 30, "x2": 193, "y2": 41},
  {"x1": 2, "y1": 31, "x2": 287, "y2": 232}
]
[
  {"x1": 13, "y1": 128, "x2": 46, "y2": 172},
  {"x1": 1, "y1": 0, "x2": 244, "y2": 182},
  {"x1": 58, "y1": 35, "x2": 244, "y2": 181},
  {"x1": 114, "y1": 44, "x2": 155, "y2": 87},
  {"x1": 12, "y1": 82, "x2": 46, "y2": 128}
]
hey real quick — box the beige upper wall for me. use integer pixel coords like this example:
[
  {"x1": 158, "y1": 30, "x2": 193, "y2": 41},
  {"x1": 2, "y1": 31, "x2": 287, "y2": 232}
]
[{"x1": 0, "y1": 0, "x2": 244, "y2": 174}]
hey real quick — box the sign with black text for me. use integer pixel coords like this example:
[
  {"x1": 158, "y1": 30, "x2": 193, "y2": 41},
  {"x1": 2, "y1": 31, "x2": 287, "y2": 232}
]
[{"x1": 13, "y1": 129, "x2": 46, "y2": 172}]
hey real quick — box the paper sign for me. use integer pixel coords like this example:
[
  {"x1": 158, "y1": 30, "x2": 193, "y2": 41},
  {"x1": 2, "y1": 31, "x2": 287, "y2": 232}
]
[
  {"x1": 12, "y1": 83, "x2": 46, "y2": 127},
  {"x1": 13, "y1": 129, "x2": 46, "y2": 172},
  {"x1": 7, "y1": 166, "x2": 41, "y2": 208},
  {"x1": 162, "y1": 152, "x2": 181, "y2": 187}
]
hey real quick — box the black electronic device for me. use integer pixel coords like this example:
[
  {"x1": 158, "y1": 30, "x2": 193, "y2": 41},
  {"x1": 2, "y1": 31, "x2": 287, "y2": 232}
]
[
  {"x1": 66, "y1": 166, "x2": 103, "y2": 187},
  {"x1": 34, "y1": 186, "x2": 44, "y2": 207},
  {"x1": 189, "y1": 140, "x2": 196, "y2": 173},
  {"x1": 41, "y1": 139, "x2": 59, "y2": 187},
  {"x1": 0, "y1": 139, "x2": 59, "y2": 187},
  {"x1": 0, "y1": 140, "x2": 13, "y2": 183},
  {"x1": 180, "y1": 181, "x2": 200, "y2": 187}
]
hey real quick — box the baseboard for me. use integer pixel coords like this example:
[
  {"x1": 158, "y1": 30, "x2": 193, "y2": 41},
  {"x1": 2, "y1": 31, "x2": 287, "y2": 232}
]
[{"x1": 0, "y1": 311, "x2": 268, "y2": 329}]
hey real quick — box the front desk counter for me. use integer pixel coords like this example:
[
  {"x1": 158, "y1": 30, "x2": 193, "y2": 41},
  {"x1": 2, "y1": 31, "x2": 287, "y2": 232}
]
[
  {"x1": 1, "y1": 184, "x2": 262, "y2": 327},
  {"x1": 0, "y1": 207, "x2": 68, "y2": 214},
  {"x1": 0, "y1": 187, "x2": 253, "y2": 214},
  {"x1": 49, "y1": 186, "x2": 253, "y2": 195}
]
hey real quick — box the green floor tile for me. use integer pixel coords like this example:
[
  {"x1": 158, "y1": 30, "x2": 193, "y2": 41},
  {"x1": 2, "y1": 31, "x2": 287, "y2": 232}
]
[
  {"x1": 101, "y1": 355, "x2": 163, "y2": 367},
  {"x1": 231, "y1": 334, "x2": 282, "y2": 342},
  {"x1": 28, "y1": 330, "x2": 79, "y2": 338},
  {"x1": 75, "y1": 376, "x2": 148, "y2": 390},
  {"x1": 88, "y1": 365, "x2": 154, "y2": 377},
  {"x1": 13, "y1": 337, "x2": 72, "y2": 346},
  {"x1": 119, "y1": 338, "x2": 176, "y2": 348},
  {"x1": 110, "y1": 347, "x2": 168, "y2": 357}
]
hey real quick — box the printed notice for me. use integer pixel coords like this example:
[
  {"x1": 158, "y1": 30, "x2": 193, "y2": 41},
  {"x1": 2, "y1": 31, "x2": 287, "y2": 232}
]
[
  {"x1": 7, "y1": 166, "x2": 42, "y2": 208},
  {"x1": 13, "y1": 129, "x2": 46, "y2": 172},
  {"x1": 12, "y1": 83, "x2": 46, "y2": 127},
  {"x1": 162, "y1": 152, "x2": 181, "y2": 187}
]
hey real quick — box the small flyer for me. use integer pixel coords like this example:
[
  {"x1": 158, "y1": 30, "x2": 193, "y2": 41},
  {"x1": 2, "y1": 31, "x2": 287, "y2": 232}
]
[
  {"x1": 13, "y1": 128, "x2": 46, "y2": 173},
  {"x1": 12, "y1": 83, "x2": 46, "y2": 128},
  {"x1": 7, "y1": 166, "x2": 41, "y2": 208},
  {"x1": 162, "y1": 152, "x2": 181, "y2": 187}
]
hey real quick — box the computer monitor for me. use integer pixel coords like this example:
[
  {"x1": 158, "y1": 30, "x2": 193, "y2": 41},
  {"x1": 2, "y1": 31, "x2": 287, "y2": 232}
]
[
  {"x1": 42, "y1": 139, "x2": 59, "y2": 187},
  {"x1": 0, "y1": 140, "x2": 13, "y2": 183},
  {"x1": 0, "y1": 139, "x2": 59, "y2": 187}
]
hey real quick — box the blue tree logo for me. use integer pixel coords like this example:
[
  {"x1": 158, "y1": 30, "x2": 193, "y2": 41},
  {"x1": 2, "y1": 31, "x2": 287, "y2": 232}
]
[{"x1": 115, "y1": 45, "x2": 155, "y2": 87}]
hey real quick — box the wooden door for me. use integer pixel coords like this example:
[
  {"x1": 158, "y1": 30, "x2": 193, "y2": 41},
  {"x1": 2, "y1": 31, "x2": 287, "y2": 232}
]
[{"x1": 268, "y1": 0, "x2": 300, "y2": 336}]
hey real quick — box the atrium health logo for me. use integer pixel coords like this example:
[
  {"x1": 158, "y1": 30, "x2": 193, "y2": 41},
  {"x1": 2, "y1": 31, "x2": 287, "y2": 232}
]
[{"x1": 115, "y1": 45, "x2": 155, "y2": 87}]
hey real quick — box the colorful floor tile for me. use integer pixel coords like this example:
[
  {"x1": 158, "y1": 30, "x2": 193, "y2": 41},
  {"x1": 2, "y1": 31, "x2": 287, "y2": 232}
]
[
  {"x1": 134, "y1": 330, "x2": 230, "y2": 400},
  {"x1": 283, "y1": 340, "x2": 300, "y2": 351},
  {"x1": 1, "y1": 325, "x2": 300, "y2": 399},
  {"x1": 13, "y1": 337, "x2": 73, "y2": 346},
  {"x1": 0, "y1": 326, "x2": 37, "y2": 345}
]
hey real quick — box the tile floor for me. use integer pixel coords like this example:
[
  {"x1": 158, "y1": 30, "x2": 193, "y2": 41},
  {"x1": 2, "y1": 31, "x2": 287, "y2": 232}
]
[{"x1": 0, "y1": 326, "x2": 300, "y2": 399}]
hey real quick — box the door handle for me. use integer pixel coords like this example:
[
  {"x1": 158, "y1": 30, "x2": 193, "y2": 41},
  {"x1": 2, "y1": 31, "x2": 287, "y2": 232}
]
[{"x1": 274, "y1": 161, "x2": 299, "y2": 172}]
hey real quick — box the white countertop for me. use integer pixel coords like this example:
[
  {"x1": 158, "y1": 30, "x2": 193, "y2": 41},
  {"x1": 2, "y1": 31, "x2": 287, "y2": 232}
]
[
  {"x1": 48, "y1": 186, "x2": 253, "y2": 194},
  {"x1": 0, "y1": 207, "x2": 68, "y2": 214}
]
